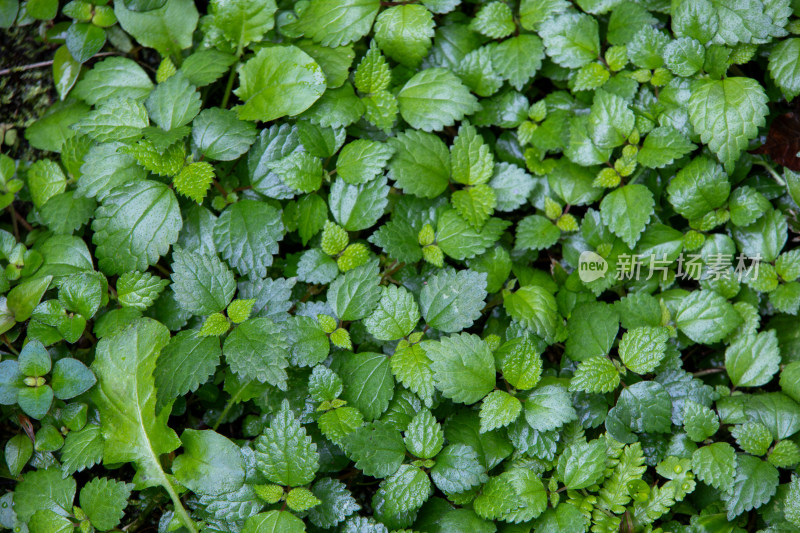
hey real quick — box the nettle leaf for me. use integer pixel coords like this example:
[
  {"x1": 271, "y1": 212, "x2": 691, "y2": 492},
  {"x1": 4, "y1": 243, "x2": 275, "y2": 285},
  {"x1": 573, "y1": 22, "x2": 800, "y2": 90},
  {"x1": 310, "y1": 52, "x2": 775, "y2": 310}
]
[
  {"x1": 397, "y1": 68, "x2": 480, "y2": 132},
  {"x1": 557, "y1": 439, "x2": 607, "y2": 490},
  {"x1": 333, "y1": 351, "x2": 394, "y2": 420},
  {"x1": 374, "y1": 4, "x2": 434, "y2": 68},
  {"x1": 540, "y1": 12, "x2": 600, "y2": 68},
  {"x1": 565, "y1": 302, "x2": 619, "y2": 361},
  {"x1": 523, "y1": 385, "x2": 577, "y2": 432},
  {"x1": 146, "y1": 73, "x2": 201, "y2": 131},
  {"x1": 234, "y1": 45, "x2": 326, "y2": 122},
  {"x1": 425, "y1": 333, "x2": 495, "y2": 404},
  {"x1": 666, "y1": 156, "x2": 730, "y2": 220},
  {"x1": 725, "y1": 329, "x2": 781, "y2": 387},
  {"x1": 342, "y1": 421, "x2": 405, "y2": 478},
  {"x1": 480, "y1": 390, "x2": 522, "y2": 433},
  {"x1": 674, "y1": 290, "x2": 740, "y2": 344},
  {"x1": 388, "y1": 129, "x2": 450, "y2": 198},
  {"x1": 171, "y1": 247, "x2": 236, "y2": 316},
  {"x1": 336, "y1": 139, "x2": 394, "y2": 185},
  {"x1": 298, "y1": 0, "x2": 380, "y2": 47},
  {"x1": 92, "y1": 180, "x2": 182, "y2": 275},
  {"x1": 79, "y1": 477, "x2": 132, "y2": 531},
  {"x1": 420, "y1": 268, "x2": 487, "y2": 332},
  {"x1": 224, "y1": 317, "x2": 289, "y2": 389},
  {"x1": 213, "y1": 199, "x2": 284, "y2": 277},
  {"x1": 570, "y1": 356, "x2": 620, "y2": 394},
  {"x1": 73, "y1": 57, "x2": 154, "y2": 105},
  {"x1": 692, "y1": 442, "x2": 737, "y2": 491},
  {"x1": 722, "y1": 455, "x2": 779, "y2": 520},
  {"x1": 491, "y1": 35, "x2": 544, "y2": 90},
  {"x1": 205, "y1": 0, "x2": 276, "y2": 50},
  {"x1": 619, "y1": 326, "x2": 669, "y2": 375},
  {"x1": 687, "y1": 77, "x2": 769, "y2": 172},
  {"x1": 192, "y1": 108, "x2": 257, "y2": 161},
  {"x1": 154, "y1": 330, "x2": 221, "y2": 413},
  {"x1": 329, "y1": 174, "x2": 389, "y2": 231},
  {"x1": 364, "y1": 285, "x2": 420, "y2": 341},
  {"x1": 254, "y1": 401, "x2": 319, "y2": 487},
  {"x1": 600, "y1": 184, "x2": 654, "y2": 248}
]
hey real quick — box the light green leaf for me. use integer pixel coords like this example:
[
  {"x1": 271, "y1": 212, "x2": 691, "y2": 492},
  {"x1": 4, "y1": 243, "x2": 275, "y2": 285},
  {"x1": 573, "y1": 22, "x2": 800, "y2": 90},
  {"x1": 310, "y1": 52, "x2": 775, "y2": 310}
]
[
  {"x1": 374, "y1": 4, "x2": 434, "y2": 68},
  {"x1": 675, "y1": 290, "x2": 741, "y2": 344},
  {"x1": 173, "y1": 429, "x2": 244, "y2": 496},
  {"x1": 192, "y1": 108, "x2": 257, "y2": 161},
  {"x1": 540, "y1": 12, "x2": 600, "y2": 68},
  {"x1": 205, "y1": 0, "x2": 276, "y2": 50},
  {"x1": 334, "y1": 351, "x2": 394, "y2": 421},
  {"x1": 397, "y1": 68, "x2": 480, "y2": 132},
  {"x1": 404, "y1": 410, "x2": 443, "y2": 459},
  {"x1": 154, "y1": 330, "x2": 221, "y2": 413},
  {"x1": 619, "y1": 326, "x2": 669, "y2": 375},
  {"x1": 557, "y1": 439, "x2": 607, "y2": 489},
  {"x1": 234, "y1": 45, "x2": 326, "y2": 122},
  {"x1": 479, "y1": 390, "x2": 522, "y2": 433},
  {"x1": 298, "y1": 0, "x2": 380, "y2": 47},
  {"x1": 637, "y1": 126, "x2": 696, "y2": 169},
  {"x1": 336, "y1": 139, "x2": 394, "y2": 185},
  {"x1": 666, "y1": 156, "x2": 730, "y2": 220},
  {"x1": 74, "y1": 98, "x2": 149, "y2": 143},
  {"x1": 91, "y1": 319, "x2": 182, "y2": 488},
  {"x1": 491, "y1": 34, "x2": 544, "y2": 90},
  {"x1": 329, "y1": 175, "x2": 389, "y2": 231},
  {"x1": 502, "y1": 285, "x2": 558, "y2": 342},
  {"x1": 691, "y1": 442, "x2": 737, "y2": 491},
  {"x1": 114, "y1": 0, "x2": 198, "y2": 57},
  {"x1": 117, "y1": 271, "x2": 168, "y2": 311},
  {"x1": 146, "y1": 73, "x2": 200, "y2": 131},
  {"x1": 73, "y1": 57, "x2": 154, "y2": 105},
  {"x1": 570, "y1": 356, "x2": 620, "y2": 394},
  {"x1": 523, "y1": 385, "x2": 577, "y2": 432}
]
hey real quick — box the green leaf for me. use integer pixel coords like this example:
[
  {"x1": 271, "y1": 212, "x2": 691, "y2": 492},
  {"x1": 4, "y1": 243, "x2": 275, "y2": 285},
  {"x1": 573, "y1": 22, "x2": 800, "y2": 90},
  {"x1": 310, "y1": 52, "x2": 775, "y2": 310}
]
[
  {"x1": 378, "y1": 464, "x2": 432, "y2": 515},
  {"x1": 722, "y1": 455, "x2": 779, "y2": 520},
  {"x1": 684, "y1": 400, "x2": 720, "y2": 442},
  {"x1": 192, "y1": 108, "x2": 257, "y2": 161},
  {"x1": 515, "y1": 214, "x2": 560, "y2": 251},
  {"x1": 397, "y1": 68, "x2": 480, "y2": 132},
  {"x1": 470, "y1": 1, "x2": 515, "y2": 39},
  {"x1": 26, "y1": 160, "x2": 66, "y2": 209},
  {"x1": 234, "y1": 45, "x2": 326, "y2": 122},
  {"x1": 419, "y1": 268, "x2": 487, "y2": 333},
  {"x1": 173, "y1": 429, "x2": 244, "y2": 496},
  {"x1": 73, "y1": 57, "x2": 154, "y2": 105},
  {"x1": 336, "y1": 139, "x2": 394, "y2": 185},
  {"x1": 170, "y1": 247, "x2": 235, "y2": 315},
  {"x1": 608, "y1": 381, "x2": 672, "y2": 438},
  {"x1": 342, "y1": 421, "x2": 405, "y2": 478},
  {"x1": 329, "y1": 175, "x2": 389, "y2": 231},
  {"x1": 588, "y1": 90, "x2": 635, "y2": 150},
  {"x1": 298, "y1": 0, "x2": 380, "y2": 47},
  {"x1": 179, "y1": 50, "x2": 236, "y2": 87},
  {"x1": 154, "y1": 330, "x2": 221, "y2": 413},
  {"x1": 92, "y1": 180, "x2": 182, "y2": 275},
  {"x1": 242, "y1": 511, "x2": 305, "y2": 533},
  {"x1": 364, "y1": 285, "x2": 420, "y2": 341},
  {"x1": 52, "y1": 45, "x2": 80, "y2": 100},
  {"x1": 691, "y1": 442, "x2": 737, "y2": 491},
  {"x1": 254, "y1": 400, "x2": 319, "y2": 487},
  {"x1": 390, "y1": 341, "x2": 435, "y2": 407},
  {"x1": 61, "y1": 423, "x2": 104, "y2": 475},
  {"x1": 65, "y1": 22, "x2": 106, "y2": 64},
  {"x1": 213, "y1": 199, "x2": 284, "y2": 277},
  {"x1": 540, "y1": 12, "x2": 600, "y2": 68},
  {"x1": 404, "y1": 409, "x2": 443, "y2": 459},
  {"x1": 50, "y1": 358, "x2": 95, "y2": 400},
  {"x1": 13, "y1": 468, "x2": 75, "y2": 522},
  {"x1": 479, "y1": 390, "x2": 522, "y2": 433},
  {"x1": 557, "y1": 439, "x2": 607, "y2": 489},
  {"x1": 114, "y1": 0, "x2": 197, "y2": 57},
  {"x1": 725, "y1": 330, "x2": 781, "y2": 387},
  {"x1": 268, "y1": 152, "x2": 322, "y2": 194},
  {"x1": 769, "y1": 38, "x2": 800, "y2": 100},
  {"x1": 570, "y1": 356, "x2": 620, "y2": 394},
  {"x1": 333, "y1": 351, "x2": 394, "y2": 420},
  {"x1": 523, "y1": 385, "x2": 577, "y2": 432},
  {"x1": 502, "y1": 285, "x2": 559, "y2": 342},
  {"x1": 117, "y1": 271, "x2": 169, "y2": 311},
  {"x1": 619, "y1": 326, "x2": 669, "y2": 375},
  {"x1": 223, "y1": 317, "x2": 289, "y2": 388},
  {"x1": 387, "y1": 129, "x2": 450, "y2": 198},
  {"x1": 688, "y1": 77, "x2": 769, "y2": 172},
  {"x1": 77, "y1": 142, "x2": 147, "y2": 201},
  {"x1": 91, "y1": 319, "x2": 182, "y2": 487},
  {"x1": 79, "y1": 477, "x2": 131, "y2": 531},
  {"x1": 327, "y1": 262, "x2": 382, "y2": 321},
  {"x1": 431, "y1": 443, "x2": 487, "y2": 494},
  {"x1": 307, "y1": 478, "x2": 361, "y2": 528},
  {"x1": 40, "y1": 191, "x2": 96, "y2": 235},
  {"x1": 675, "y1": 290, "x2": 741, "y2": 344},
  {"x1": 565, "y1": 302, "x2": 619, "y2": 361},
  {"x1": 491, "y1": 34, "x2": 544, "y2": 90},
  {"x1": 666, "y1": 156, "x2": 730, "y2": 219},
  {"x1": 600, "y1": 184, "x2": 654, "y2": 248},
  {"x1": 497, "y1": 335, "x2": 543, "y2": 390},
  {"x1": 74, "y1": 97, "x2": 148, "y2": 144},
  {"x1": 205, "y1": 0, "x2": 276, "y2": 50},
  {"x1": 637, "y1": 126, "x2": 696, "y2": 169},
  {"x1": 425, "y1": 333, "x2": 494, "y2": 404},
  {"x1": 374, "y1": 4, "x2": 434, "y2": 68}
]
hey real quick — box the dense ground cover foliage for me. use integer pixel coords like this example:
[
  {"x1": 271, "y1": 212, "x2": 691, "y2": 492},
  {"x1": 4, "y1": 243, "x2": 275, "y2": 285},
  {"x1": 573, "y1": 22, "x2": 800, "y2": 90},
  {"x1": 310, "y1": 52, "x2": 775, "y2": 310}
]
[{"x1": 1, "y1": 0, "x2": 800, "y2": 531}]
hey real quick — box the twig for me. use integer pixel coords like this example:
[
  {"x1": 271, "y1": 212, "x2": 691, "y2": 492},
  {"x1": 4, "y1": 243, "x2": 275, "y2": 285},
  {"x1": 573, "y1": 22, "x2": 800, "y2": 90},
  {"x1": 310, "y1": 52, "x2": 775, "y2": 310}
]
[
  {"x1": 693, "y1": 367, "x2": 726, "y2": 377},
  {"x1": 0, "y1": 52, "x2": 117, "y2": 76}
]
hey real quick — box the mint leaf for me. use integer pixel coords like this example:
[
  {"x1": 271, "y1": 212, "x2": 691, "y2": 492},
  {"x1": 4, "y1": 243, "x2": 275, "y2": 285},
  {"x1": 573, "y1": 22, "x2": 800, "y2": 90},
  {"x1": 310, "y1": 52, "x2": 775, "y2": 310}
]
[
  {"x1": 419, "y1": 268, "x2": 487, "y2": 333},
  {"x1": 397, "y1": 68, "x2": 480, "y2": 132},
  {"x1": 254, "y1": 400, "x2": 319, "y2": 487},
  {"x1": 425, "y1": 333, "x2": 495, "y2": 404}
]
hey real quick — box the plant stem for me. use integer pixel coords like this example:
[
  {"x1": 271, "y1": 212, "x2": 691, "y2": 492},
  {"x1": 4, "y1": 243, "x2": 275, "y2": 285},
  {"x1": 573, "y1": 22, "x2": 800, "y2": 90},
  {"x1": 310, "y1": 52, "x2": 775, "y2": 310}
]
[
  {"x1": 212, "y1": 384, "x2": 247, "y2": 430},
  {"x1": 220, "y1": 63, "x2": 238, "y2": 109}
]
